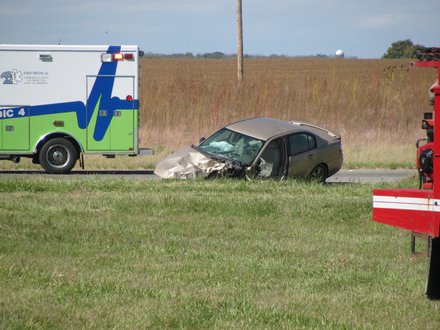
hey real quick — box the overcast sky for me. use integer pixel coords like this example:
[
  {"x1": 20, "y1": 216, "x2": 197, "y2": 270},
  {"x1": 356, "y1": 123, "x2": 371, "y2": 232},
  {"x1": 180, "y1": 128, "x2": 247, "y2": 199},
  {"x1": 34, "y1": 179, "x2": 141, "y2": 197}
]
[{"x1": 1, "y1": 0, "x2": 439, "y2": 58}]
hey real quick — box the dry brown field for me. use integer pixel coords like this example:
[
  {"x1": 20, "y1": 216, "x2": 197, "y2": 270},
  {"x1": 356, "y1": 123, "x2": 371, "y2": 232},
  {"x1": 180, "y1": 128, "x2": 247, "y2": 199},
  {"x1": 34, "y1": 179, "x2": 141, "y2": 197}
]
[{"x1": 140, "y1": 57, "x2": 436, "y2": 168}]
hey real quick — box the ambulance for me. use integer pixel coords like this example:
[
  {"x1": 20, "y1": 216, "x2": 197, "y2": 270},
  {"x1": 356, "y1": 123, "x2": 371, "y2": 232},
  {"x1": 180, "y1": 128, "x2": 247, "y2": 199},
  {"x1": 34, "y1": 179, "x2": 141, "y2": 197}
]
[{"x1": 0, "y1": 44, "x2": 148, "y2": 173}]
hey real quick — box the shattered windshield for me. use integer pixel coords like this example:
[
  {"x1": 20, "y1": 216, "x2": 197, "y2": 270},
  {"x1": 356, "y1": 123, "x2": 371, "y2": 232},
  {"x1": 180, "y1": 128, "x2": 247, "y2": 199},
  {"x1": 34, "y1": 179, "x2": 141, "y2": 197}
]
[{"x1": 198, "y1": 128, "x2": 264, "y2": 165}]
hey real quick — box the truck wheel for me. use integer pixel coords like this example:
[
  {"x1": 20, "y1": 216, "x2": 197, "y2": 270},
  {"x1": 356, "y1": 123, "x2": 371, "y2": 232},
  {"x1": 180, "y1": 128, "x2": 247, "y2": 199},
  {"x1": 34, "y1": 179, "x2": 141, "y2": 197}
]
[{"x1": 39, "y1": 138, "x2": 78, "y2": 174}]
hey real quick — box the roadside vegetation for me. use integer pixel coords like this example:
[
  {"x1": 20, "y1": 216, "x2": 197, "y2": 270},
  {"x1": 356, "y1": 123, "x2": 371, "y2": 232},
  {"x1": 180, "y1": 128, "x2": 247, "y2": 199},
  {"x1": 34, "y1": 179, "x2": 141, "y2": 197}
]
[
  {"x1": 1, "y1": 176, "x2": 439, "y2": 328},
  {"x1": 140, "y1": 57, "x2": 435, "y2": 169},
  {"x1": 141, "y1": 58, "x2": 436, "y2": 149}
]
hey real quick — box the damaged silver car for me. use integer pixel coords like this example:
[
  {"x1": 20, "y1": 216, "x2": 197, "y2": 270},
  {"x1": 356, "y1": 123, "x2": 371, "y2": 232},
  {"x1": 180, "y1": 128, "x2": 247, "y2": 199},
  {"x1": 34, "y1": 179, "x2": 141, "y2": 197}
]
[{"x1": 154, "y1": 117, "x2": 343, "y2": 182}]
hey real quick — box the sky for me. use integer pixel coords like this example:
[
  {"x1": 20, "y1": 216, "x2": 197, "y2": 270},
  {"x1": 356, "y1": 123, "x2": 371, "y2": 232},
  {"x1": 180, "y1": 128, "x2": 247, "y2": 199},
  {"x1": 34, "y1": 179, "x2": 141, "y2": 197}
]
[{"x1": 1, "y1": 0, "x2": 439, "y2": 58}]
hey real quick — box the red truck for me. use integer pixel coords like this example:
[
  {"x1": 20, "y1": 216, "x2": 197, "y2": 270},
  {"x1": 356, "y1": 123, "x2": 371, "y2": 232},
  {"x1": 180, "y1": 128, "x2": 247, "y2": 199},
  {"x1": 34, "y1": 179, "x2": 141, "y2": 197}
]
[{"x1": 373, "y1": 47, "x2": 440, "y2": 299}]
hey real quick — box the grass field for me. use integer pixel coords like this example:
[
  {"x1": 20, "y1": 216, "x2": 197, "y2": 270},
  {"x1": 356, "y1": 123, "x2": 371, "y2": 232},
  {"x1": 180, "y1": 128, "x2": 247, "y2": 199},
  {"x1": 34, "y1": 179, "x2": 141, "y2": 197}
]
[
  {"x1": 140, "y1": 57, "x2": 436, "y2": 153},
  {"x1": 138, "y1": 57, "x2": 435, "y2": 170},
  {"x1": 1, "y1": 176, "x2": 440, "y2": 329},
  {"x1": 1, "y1": 57, "x2": 438, "y2": 328}
]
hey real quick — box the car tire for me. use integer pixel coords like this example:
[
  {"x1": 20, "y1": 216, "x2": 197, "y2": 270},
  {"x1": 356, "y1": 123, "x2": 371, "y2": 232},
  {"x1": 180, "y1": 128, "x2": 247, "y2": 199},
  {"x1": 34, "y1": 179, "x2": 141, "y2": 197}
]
[
  {"x1": 309, "y1": 164, "x2": 327, "y2": 183},
  {"x1": 39, "y1": 138, "x2": 78, "y2": 174}
]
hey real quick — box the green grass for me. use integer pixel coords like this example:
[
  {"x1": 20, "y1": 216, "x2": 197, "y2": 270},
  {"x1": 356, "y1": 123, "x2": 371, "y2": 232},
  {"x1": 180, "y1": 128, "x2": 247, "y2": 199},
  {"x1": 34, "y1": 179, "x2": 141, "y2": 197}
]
[
  {"x1": 343, "y1": 144, "x2": 415, "y2": 170},
  {"x1": 1, "y1": 177, "x2": 439, "y2": 329}
]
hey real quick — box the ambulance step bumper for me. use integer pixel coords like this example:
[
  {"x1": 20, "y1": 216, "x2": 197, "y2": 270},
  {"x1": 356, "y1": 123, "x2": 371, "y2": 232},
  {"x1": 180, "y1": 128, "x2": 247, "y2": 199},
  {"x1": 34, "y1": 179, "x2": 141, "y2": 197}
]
[{"x1": 138, "y1": 147, "x2": 154, "y2": 155}]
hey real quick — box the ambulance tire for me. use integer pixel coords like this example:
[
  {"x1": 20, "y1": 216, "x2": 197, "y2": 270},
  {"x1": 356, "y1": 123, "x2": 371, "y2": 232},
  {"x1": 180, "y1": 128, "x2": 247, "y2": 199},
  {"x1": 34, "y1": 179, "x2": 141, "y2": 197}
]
[{"x1": 39, "y1": 138, "x2": 78, "y2": 174}]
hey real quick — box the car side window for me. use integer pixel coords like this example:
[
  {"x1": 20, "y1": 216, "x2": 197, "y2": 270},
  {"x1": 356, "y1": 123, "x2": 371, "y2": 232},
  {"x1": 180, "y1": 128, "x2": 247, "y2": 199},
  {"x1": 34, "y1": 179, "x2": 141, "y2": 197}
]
[{"x1": 288, "y1": 133, "x2": 316, "y2": 155}]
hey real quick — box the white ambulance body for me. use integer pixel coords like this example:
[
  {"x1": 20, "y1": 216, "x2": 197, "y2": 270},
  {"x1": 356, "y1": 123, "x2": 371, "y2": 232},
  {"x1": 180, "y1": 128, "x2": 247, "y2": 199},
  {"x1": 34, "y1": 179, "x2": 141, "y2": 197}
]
[{"x1": 0, "y1": 44, "x2": 146, "y2": 173}]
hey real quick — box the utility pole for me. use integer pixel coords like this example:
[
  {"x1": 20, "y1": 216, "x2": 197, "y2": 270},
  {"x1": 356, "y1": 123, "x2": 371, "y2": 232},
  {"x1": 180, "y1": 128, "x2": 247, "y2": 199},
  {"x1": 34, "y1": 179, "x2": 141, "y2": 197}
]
[{"x1": 236, "y1": 0, "x2": 244, "y2": 83}]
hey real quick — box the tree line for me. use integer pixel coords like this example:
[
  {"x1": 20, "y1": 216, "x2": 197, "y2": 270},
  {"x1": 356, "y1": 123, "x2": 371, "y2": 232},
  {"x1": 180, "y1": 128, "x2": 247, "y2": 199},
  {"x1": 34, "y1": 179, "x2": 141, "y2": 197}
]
[{"x1": 141, "y1": 39, "x2": 426, "y2": 59}]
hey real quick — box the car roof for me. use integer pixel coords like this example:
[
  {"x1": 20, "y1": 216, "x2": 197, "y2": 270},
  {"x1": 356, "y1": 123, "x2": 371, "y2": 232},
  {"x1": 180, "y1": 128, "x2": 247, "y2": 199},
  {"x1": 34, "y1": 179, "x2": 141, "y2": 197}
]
[{"x1": 226, "y1": 117, "x2": 339, "y2": 142}]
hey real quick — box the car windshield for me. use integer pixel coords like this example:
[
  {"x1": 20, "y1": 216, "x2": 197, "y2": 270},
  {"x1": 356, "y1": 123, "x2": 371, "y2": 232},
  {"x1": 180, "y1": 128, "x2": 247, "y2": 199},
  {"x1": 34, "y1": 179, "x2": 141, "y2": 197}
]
[{"x1": 198, "y1": 128, "x2": 264, "y2": 165}]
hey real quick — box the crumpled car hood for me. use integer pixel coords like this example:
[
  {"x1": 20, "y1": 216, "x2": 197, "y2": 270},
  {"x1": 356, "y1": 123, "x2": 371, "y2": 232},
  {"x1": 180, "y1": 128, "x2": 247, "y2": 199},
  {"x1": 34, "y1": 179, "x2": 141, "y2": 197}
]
[{"x1": 154, "y1": 147, "x2": 226, "y2": 179}]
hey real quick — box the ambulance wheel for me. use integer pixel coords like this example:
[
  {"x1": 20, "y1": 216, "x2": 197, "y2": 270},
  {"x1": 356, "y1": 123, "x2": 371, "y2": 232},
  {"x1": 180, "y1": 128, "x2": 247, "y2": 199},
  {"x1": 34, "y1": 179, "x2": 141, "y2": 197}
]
[{"x1": 39, "y1": 138, "x2": 78, "y2": 174}]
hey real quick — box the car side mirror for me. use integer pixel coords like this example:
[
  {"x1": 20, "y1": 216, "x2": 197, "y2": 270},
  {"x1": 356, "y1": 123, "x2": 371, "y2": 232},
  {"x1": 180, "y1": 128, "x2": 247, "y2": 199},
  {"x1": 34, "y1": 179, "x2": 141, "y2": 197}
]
[{"x1": 199, "y1": 137, "x2": 206, "y2": 144}]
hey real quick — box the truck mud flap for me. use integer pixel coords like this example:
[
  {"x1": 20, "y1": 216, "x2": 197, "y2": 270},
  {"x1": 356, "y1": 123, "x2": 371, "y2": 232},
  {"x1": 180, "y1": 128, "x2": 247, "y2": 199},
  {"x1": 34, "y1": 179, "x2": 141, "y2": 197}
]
[{"x1": 427, "y1": 237, "x2": 440, "y2": 300}]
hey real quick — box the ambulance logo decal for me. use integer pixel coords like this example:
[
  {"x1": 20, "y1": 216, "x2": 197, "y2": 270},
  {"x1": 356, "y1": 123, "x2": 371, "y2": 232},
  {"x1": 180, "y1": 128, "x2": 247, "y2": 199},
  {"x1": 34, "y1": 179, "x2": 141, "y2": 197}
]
[{"x1": 1, "y1": 69, "x2": 22, "y2": 84}]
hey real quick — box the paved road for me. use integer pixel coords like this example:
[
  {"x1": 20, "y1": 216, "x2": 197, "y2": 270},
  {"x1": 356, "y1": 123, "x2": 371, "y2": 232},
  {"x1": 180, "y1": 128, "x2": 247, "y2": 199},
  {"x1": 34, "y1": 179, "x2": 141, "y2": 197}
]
[
  {"x1": 0, "y1": 169, "x2": 416, "y2": 183},
  {"x1": 326, "y1": 169, "x2": 416, "y2": 183}
]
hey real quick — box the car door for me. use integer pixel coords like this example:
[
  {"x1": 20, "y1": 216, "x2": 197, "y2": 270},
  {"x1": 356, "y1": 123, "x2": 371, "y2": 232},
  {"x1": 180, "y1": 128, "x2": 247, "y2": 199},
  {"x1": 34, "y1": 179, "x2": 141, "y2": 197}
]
[
  {"x1": 287, "y1": 133, "x2": 318, "y2": 178},
  {"x1": 254, "y1": 138, "x2": 288, "y2": 178}
]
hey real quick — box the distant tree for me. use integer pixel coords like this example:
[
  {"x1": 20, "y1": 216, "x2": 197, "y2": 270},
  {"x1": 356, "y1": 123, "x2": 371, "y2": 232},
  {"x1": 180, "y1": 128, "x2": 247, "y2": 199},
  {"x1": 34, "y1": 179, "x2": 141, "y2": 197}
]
[
  {"x1": 383, "y1": 39, "x2": 422, "y2": 59},
  {"x1": 197, "y1": 52, "x2": 226, "y2": 59}
]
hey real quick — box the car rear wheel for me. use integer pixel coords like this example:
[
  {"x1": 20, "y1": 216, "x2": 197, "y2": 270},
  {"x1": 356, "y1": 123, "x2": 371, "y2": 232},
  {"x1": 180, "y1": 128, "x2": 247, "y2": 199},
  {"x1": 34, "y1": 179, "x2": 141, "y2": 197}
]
[
  {"x1": 39, "y1": 138, "x2": 78, "y2": 174},
  {"x1": 309, "y1": 164, "x2": 327, "y2": 183}
]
